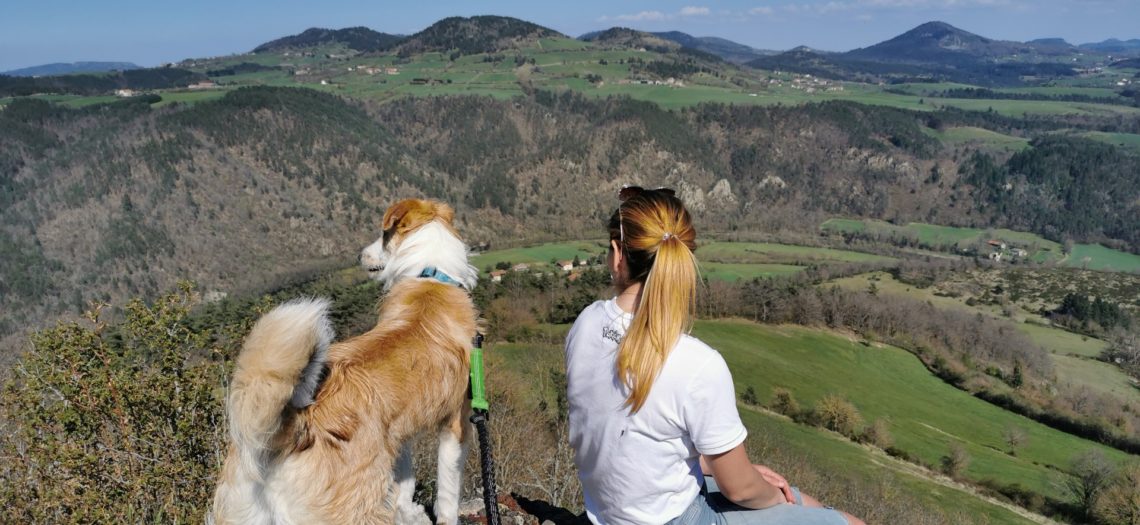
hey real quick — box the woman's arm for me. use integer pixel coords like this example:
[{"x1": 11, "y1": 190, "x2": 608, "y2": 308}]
[{"x1": 702, "y1": 444, "x2": 787, "y2": 509}]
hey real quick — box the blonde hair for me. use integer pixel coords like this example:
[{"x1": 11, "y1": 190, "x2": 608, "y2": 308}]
[{"x1": 608, "y1": 191, "x2": 698, "y2": 414}]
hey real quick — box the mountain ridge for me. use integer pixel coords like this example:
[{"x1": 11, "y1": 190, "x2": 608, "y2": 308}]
[
  {"x1": 252, "y1": 26, "x2": 404, "y2": 53},
  {"x1": 395, "y1": 15, "x2": 564, "y2": 56},
  {"x1": 3, "y1": 61, "x2": 141, "y2": 77}
]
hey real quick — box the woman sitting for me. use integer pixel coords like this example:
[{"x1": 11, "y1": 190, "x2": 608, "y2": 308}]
[{"x1": 564, "y1": 186, "x2": 865, "y2": 525}]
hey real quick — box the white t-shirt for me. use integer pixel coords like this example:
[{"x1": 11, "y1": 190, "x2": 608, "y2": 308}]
[{"x1": 565, "y1": 299, "x2": 747, "y2": 525}]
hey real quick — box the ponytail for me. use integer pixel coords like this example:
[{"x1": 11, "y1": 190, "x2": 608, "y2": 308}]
[{"x1": 613, "y1": 193, "x2": 698, "y2": 414}]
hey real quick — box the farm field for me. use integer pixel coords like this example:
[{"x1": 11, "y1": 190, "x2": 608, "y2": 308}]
[
  {"x1": 161, "y1": 40, "x2": 1140, "y2": 120},
  {"x1": 697, "y1": 241, "x2": 895, "y2": 264},
  {"x1": 691, "y1": 320, "x2": 1135, "y2": 500},
  {"x1": 1076, "y1": 131, "x2": 1140, "y2": 152},
  {"x1": 827, "y1": 271, "x2": 1135, "y2": 404},
  {"x1": 821, "y1": 218, "x2": 1140, "y2": 272},
  {"x1": 489, "y1": 337, "x2": 1042, "y2": 525},
  {"x1": 1065, "y1": 243, "x2": 1140, "y2": 273},
  {"x1": 471, "y1": 240, "x2": 891, "y2": 281},
  {"x1": 926, "y1": 126, "x2": 1031, "y2": 151},
  {"x1": 699, "y1": 262, "x2": 805, "y2": 281},
  {"x1": 470, "y1": 240, "x2": 606, "y2": 272}
]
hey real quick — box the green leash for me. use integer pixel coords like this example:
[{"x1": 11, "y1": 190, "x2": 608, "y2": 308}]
[
  {"x1": 469, "y1": 334, "x2": 489, "y2": 412},
  {"x1": 468, "y1": 333, "x2": 500, "y2": 525}
]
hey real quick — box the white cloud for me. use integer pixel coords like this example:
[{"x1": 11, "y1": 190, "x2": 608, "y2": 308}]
[
  {"x1": 749, "y1": 6, "x2": 775, "y2": 15},
  {"x1": 613, "y1": 10, "x2": 668, "y2": 22},
  {"x1": 775, "y1": 0, "x2": 1021, "y2": 14},
  {"x1": 680, "y1": 6, "x2": 711, "y2": 16}
]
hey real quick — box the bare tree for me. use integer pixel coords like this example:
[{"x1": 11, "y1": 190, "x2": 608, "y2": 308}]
[
  {"x1": 1002, "y1": 426, "x2": 1028, "y2": 456},
  {"x1": 1066, "y1": 449, "x2": 1117, "y2": 519},
  {"x1": 1095, "y1": 464, "x2": 1140, "y2": 525}
]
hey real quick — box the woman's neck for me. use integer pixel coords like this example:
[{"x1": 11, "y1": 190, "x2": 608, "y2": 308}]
[{"x1": 615, "y1": 282, "x2": 643, "y2": 314}]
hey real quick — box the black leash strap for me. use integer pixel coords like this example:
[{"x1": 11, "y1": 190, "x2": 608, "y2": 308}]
[{"x1": 468, "y1": 332, "x2": 500, "y2": 525}]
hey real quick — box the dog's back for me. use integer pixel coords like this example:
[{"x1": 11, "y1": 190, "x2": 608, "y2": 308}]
[
  {"x1": 211, "y1": 298, "x2": 335, "y2": 524},
  {"x1": 213, "y1": 282, "x2": 479, "y2": 524}
]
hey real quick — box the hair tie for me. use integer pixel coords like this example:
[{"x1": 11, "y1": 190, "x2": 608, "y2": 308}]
[{"x1": 662, "y1": 232, "x2": 673, "y2": 241}]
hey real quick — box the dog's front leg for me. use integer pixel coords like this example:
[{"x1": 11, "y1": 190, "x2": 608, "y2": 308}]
[
  {"x1": 395, "y1": 440, "x2": 431, "y2": 525},
  {"x1": 433, "y1": 415, "x2": 471, "y2": 525}
]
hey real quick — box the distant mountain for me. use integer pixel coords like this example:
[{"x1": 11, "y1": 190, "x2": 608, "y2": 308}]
[
  {"x1": 1029, "y1": 38, "x2": 1072, "y2": 47},
  {"x1": 650, "y1": 31, "x2": 776, "y2": 64},
  {"x1": 747, "y1": 47, "x2": 925, "y2": 82},
  {"x1": 749, "y1": 22, "x2": 1081, "y2": 87},
  {"x1": 395, "y1": 15, "x2": 563, "y2": 56},
  {"x1": 1080, "y1": 38, "x2": 1140, "y2": 54},
  {"x1": 579, "y1": 27, "x2": 680, "y2": 51},
  {"x1": 845, "y1": 21, "x2": 1069, "y2": 63},
  {"x1": 1110, "y1": 57, "x2": 1140, "y2": 68},
  {"x1": 0, "y1": 67, "x2": 206, "y2": 97},
  {"x1": 3, "y1": 61, "x2": 140, "y2": 77},
  {"x1": 252, "y1": 27, "x2": 403, "y2": 54}
]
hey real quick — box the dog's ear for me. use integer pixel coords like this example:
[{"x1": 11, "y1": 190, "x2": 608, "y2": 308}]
[
  {"x1": 432, "y1": 201, "x2": 455, "y2": 225},
  {"x1": 382, "y1": 199, "x2": 420, "y2": 233},
  {"x1": 382, "y1": 199, "x2": 436, "y2": 235}
]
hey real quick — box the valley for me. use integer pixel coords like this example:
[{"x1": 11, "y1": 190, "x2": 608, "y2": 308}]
[{"x1": 2, "y1": 12, "x2": 1139, "y2": 525}]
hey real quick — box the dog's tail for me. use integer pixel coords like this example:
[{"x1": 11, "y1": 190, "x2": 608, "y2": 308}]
[{"x1": 226, "y1": 297, "x2": 334, "y2": 478}]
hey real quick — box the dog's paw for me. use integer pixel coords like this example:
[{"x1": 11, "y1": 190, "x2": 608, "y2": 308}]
[{"x1": 395, "y1": 502, "x2": 432, "y2": 525}]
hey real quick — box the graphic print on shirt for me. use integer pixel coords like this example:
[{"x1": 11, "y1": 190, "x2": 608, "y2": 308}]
[{"x1": 602, "y1": 326, "x2": 623, "y2": 345}]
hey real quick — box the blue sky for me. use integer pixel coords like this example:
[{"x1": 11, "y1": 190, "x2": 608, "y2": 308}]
[{"x1": 2, "y1": 0, "x2": 1137, "y2": 72}]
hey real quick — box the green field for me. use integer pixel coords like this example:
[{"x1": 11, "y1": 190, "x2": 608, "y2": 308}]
[
  {"x1": 470, "y1": 240, "x2": 606, "y2": 272},
  {"x1": 821, "y1": 218, "x2": 1131, "y2": 266},
  {"x1": 1077, "y1": 131, "x2": 1140, "y2": 152},
  {"x1": 13, "y1": 39, "x2": 1138, "y2": 121},
  {"x1": 1065, "y1": 243, "x2": 1140, "y2": 273},
  {"x1": 692, "y1": 320, "x2": 1134, "y2": 501},
  {"x1": 489, "y1": 324, "x2": 1075, "y2": 524},
  {"x1": 697, "y1": 241, "x2": 895, "y2": 264},
  {"x1": 926, "y1": 126, "x2": 1031, "y2": 151},
  {"x1": 698, "y1": 262, "x2": 805, "y2": 281},
  {"x1": 471, "y1": 240, "x2": 884, "y2": 282},
  {"x1": 827, "y1": 271, "x2": 1134, "y2": 405},
  {"x1": 152, "y1": 89, "x2": 232, "y2": 107}
]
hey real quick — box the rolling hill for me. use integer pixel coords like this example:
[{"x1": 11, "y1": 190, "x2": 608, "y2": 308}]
[
  {"x1": 1080, "y1": 38, "x2": 1140, "y2": 54},
  {"x1": 394, "y1": 15, "x2": 564, "y2": 56},
  {"x1": 252, "y1": 26, "x2": 404, "y2": 53},
  {"x1": 749, "y1": 21, "x2": 1082, "y2": 86},
  {"x1": 3, "y1": 61, "x2": 141, "y2": 77},
  {"x1": 578, "y1": 27, "x2": 679, "y2": 51}
]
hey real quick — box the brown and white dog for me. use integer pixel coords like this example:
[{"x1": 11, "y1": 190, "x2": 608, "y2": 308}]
[{"x1": 212, "y1": 199, "x2": 480, "y2": 525}]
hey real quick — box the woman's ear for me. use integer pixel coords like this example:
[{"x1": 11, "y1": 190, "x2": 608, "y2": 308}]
[{"x1": 609, "y1": 239, "x2": 624, "y2": 276}]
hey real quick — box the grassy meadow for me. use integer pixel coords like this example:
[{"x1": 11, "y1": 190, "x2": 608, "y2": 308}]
[
  {"x1": 826, "y1": 271, "x2": 1137, "y2": 405},
  {"x1": 692, "y1": 320, "x2": 1134, "y2": 501},
  {"x1": 821, "y1": 218, "x2": 1140, "y2": 272},
  {"x1": 470, "y1": 240, "x2": 893, "y2": 281},
  {"x1": 488, "y1": 321, "x2": 1086, "y2": 524},
  {"x1": 150, "y1": 37, "x2": 1140, "y2": 120}
]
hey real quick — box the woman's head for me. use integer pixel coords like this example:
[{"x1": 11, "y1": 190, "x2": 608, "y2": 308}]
[{"x1": 607, "y1": 186, "x2": 699, "y2": 413}]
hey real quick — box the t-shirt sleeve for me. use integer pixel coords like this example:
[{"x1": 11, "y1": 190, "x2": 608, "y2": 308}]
[{"x1": 683, "y1": 353, "x2": 747, "y2": 455}]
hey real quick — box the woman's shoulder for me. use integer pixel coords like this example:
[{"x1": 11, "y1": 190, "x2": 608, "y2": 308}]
[
  {"x1": 568, "y1": 299, "x2": 614, "y2": 330},
  {"x1": 670, "y1": 334, "x2": 728, "y2": 372}
]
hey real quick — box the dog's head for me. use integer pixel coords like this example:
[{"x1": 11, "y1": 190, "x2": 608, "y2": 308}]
[{"x1": 361, "y1": 199, "x2": 478, "y2": 290}]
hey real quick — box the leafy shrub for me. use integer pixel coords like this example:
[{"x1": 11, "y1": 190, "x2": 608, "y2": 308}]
[
  {"x1": 741, "y1": 385, "x2": 759, "y2": 406},
  {"x1": 860, "y1": 418, "x2": 894, "y2": 450},
  {"x1": 769, "y1": 387, "x2": 801, "y2": 417},
  {"x1": 812, "y1": 394, "x2": 864, "y2": 439},
  {"x1": 940, "y1": 442, "x2": 971, "y2": 479},
  {"x1": 0, "y1": 283, "x2": 229, "y2": 523}
]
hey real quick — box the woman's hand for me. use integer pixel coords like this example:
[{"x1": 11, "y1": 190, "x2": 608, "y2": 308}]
[{"x1": 752, "y1": 465, "x2": 794, "y2": 504}]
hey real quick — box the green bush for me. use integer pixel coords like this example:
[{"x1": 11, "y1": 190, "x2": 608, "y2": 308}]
[
  {"x1": 0, "y1": 283, "x2": 230, "y2": 523},
  {"x1": 769, "y1": 387, "x2": 801, "y2": 417},
  {"x1": 812, "y1": 394, "x2": 864, "y2": 439}
]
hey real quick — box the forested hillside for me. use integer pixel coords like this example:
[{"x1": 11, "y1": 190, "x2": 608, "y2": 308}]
[{"x1": 2, "y1": 86, "x2": 1138, "y2": 357}]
